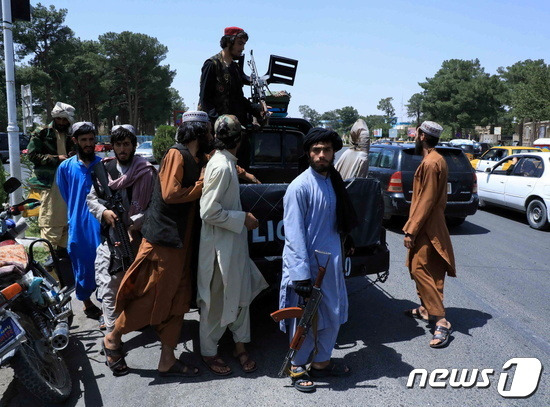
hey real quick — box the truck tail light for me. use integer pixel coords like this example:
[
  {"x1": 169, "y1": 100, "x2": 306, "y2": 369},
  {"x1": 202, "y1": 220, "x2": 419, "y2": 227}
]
[
  {"x1": 472, "y1": 171, "x2": 478, "y2": 194},
  {"x1": 388, "y1": 171, "x2": 403, "y2": 193}
]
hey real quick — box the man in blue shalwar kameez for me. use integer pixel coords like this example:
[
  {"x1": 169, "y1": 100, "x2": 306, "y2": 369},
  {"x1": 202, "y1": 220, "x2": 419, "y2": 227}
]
[
  {"x1": 57, "y1": 122, "x2": 102, "y2": 318},
  {"x1": 280, "y1": 128, "x2": 358, "y2": 392}
]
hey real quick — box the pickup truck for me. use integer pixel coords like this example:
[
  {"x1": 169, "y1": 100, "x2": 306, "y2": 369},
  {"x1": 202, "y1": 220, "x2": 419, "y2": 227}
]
[{"x1": 238, "y1": 117, "x2": 390, "y2": 293}]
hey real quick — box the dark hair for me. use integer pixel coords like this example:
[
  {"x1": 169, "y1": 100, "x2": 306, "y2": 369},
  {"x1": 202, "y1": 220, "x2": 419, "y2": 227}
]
[
  {"x1": 424, "y1": 133, "x2": 439, "y2": 148},
  {"x1": 177, "y1": 121, "x2": 209, "y2": 144},
  {"x1": 111, "y1": 127, "x2": 137, "y2": 147},
  {"x1": 72, "y1": 124, "x2": 96, "y2": 138},
  {"x1": 220, "y1": 31, "x2": 249, "y2": 49}
]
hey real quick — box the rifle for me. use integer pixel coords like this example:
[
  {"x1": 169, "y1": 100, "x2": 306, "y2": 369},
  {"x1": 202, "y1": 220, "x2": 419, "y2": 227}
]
[
  {"x1": 247, "y1": 50, "x2": 271, "y2": 123},
  {"x1": 91, "y1": 162, "x2": 135, "y2": 274},
  {"x1": 270, "y1": 250, "x2": 331, "y2": 377}
]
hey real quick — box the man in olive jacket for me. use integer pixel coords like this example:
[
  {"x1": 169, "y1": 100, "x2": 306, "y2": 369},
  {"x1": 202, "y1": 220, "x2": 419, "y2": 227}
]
[{"x1": 403, "y1": 121, "x2": 455, "y2": 349}]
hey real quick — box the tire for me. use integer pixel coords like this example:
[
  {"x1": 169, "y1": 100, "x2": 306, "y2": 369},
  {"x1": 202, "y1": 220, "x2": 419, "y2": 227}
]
[
  {"x1": 446, "y1": 216, "x2": 466, "y2": 227},
  {"x1": 11, "y1": 314, "x2": 72, "y2": 403},
  {"x1": 526, "y1": 199, "x2": 550, "y2": 230}
]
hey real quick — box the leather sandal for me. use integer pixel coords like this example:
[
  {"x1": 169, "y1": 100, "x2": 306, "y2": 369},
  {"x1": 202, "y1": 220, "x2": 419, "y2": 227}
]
[
  {"x1": 233, "y1": 351, "x2": 257, "y2": 373},
  {"x1": 404, "y1": 308, "x2": 429, "y2": 322},
  {"x1": 159, "y1": 360, "x2": 200, "y2": 377},
  {"x1": 202, "y1": 355, "x2": 232, "y2": 376},
  {"x1": 102, "y1": 341, "x2": 129, "y2": 376},
  {"x1": 290, "y1": 365, "x2": 316, "y2": 393},
  {"x1": 430, "y1": 324, "x2": 452, "y2": 348}
]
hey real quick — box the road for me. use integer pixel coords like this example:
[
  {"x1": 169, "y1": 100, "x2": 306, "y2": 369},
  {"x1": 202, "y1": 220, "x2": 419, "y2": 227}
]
[{"x1": 0, "y1": 206, "x2": 548, "y2": 406}]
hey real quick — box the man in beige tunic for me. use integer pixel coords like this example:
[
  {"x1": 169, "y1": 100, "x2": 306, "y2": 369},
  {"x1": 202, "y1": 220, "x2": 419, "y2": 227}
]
[
  {"x1": 198, "y1": 114, "x2": 268, "y2": 375},
  {"x1": 403, "y1": 121, "x2": 456, "y2": 348},
  {"x1": 335, "y1": 118, "x2": 370, "y2": 179}
]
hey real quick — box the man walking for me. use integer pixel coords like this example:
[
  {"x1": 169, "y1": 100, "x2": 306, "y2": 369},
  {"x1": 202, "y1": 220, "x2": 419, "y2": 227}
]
[
  {"x1": 27, "y1": 102, "x2": 75, "y2": 285},
  {"x1": 403, "y1": 121, "x2": 455, "y2": 348},
  {"x1": 197, "y1": 114, "x2": 268, "y2": 376},
  {"x1": 103, "y1": 111, "x2": 212, "y2": 377},
  {"x1": 279, "y1": 128, "x2": 357, "y2": 392},
  {"x1": 335, "y1": 118, "x2": 370, "y2": 179},
  {"x1": 56, "y1": 122, "x2": 102, "y2": 319},
  {"x1": 87, "y1": 124, "x2": 157, "y2": 332}
]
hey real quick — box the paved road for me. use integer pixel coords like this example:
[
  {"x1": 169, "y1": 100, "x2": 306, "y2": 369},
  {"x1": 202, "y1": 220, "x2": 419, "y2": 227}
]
[{"x1": 0, "y1": 207, "x2": 548, "y2": 406}]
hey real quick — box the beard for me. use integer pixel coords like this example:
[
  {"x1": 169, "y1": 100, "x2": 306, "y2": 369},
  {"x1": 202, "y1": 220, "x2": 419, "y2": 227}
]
[
  {"x1": 76, "y1": 144, "x2": 95, "y2": 162},
  {"x1": 414, "y1": 138, "x2": 423, "y2": 155},
  {"x1": 115, "y1": 150, "x2": 135, "y2": 166},
  {"x1": 309, "y1": 155, "x2": 334, "y2": 174},
  {"x1": 53, "y1": 121, "x2": 70, "y2": 133},
  {"x1": 197, "y1": 138, "x2": 215, "y2": 156}
]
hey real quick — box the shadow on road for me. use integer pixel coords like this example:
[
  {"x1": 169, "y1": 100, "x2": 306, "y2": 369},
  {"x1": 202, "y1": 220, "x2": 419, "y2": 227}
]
[{"x1": 384, "y1": 218, "x2": 490, "y2": 236}]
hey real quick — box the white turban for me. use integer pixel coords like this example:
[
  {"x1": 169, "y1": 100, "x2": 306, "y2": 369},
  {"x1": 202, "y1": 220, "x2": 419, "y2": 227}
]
[
  {"x1": 71, "y1": 121, "x2": 95, "y2": 135},
  {"x1": 51, "y1": 102, "x2": 75, "y2": 124},
  {"x1": 111, "y1": 124, "x2": 136, "y2": 135}
]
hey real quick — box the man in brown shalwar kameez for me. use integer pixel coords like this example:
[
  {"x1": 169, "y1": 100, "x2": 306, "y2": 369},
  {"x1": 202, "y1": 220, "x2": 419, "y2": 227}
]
[
  {"x1": 103, "y1": 111, "x2": 213, "y2": 376},
  {"x1": 403, "y1": 121, "x2": 456, "y2": 349}
]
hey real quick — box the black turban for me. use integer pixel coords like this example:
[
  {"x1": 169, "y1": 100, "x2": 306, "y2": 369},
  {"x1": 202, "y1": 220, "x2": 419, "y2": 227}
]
[{"x1": 303, "y1": 128, "x2": 343, "y2": 152}]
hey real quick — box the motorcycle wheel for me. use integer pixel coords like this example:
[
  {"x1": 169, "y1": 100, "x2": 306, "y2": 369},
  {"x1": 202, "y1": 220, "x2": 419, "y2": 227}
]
[{"x1": 11, "y1": 314, "x2": 72, "y2": 403}]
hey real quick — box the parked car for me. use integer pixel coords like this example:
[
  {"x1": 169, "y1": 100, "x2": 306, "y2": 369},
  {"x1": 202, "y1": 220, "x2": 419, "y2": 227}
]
[
  {"x1": 95, "y1": 142, "x2": 113, "y2": 153},
  {"x1": 0, "y1": 133, "x2": 29, "y2": 163},
  {"x1": 135, "y1": 141, "x2": 155, "y2": 163},
  {"x1": 367, "y1": 143, "x2": 479, "y2": 226},
  {"x1": 477, "y1": 152, "x2": 550, "y2": 230},
  {"x1": 473, "y1": 142, "x2": 492, "y2": 158},
  {"x1": 471, "y1": 146, "x2": 542, "y2": 171}
]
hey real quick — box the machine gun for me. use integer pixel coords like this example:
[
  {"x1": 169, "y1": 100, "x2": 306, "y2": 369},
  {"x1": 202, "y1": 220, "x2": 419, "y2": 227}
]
[
  {"x1": 91, "y1": 163, "x2": 135, "y2": 274},
  {"x1": 245, "y1": 51, "x2": 299, "y2": 121},
  {"x1": 270, "y1": 250, "x2": 331, "y2": 377}
]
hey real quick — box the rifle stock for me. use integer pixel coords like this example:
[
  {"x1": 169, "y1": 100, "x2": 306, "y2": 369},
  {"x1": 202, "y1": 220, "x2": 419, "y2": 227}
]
[{"x1": 270, "y1": 307, "x2": 303, "y2": 322}]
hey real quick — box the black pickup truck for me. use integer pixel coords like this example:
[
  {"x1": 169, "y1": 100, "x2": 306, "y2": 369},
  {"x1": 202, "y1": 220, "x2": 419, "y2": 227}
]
[{"x1": 238, "y1": 117, "x2": 390, "y2": 293}]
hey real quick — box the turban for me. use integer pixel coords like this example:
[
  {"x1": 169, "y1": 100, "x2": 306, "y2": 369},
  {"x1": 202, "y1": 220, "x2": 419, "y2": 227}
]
[
  {"x1": 224, "y1": 26, "x2": 244, "y2": 36},
  {"x1": 111, "y1": 124, "x2": 136, "y2": 135},
  {"x1": 51, "y1": 102, "x2": 75, "y2": 124},
  {"x1": 303, "y1": 127, "x2": 343, "y2": 152},
  {"x1": 71, "y1": 121, "x2": 95, "y2": 135}
]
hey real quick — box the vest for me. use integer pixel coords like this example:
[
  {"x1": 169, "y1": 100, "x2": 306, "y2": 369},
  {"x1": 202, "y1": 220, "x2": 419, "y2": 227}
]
[{"x1": 141, "y1": 144, "x2": 200, "y2": 248}]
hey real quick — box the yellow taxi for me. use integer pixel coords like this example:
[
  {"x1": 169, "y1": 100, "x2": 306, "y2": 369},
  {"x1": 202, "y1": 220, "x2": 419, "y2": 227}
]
[{"x1": 471, "y1": 146, "x2": 542, "y2": 171}]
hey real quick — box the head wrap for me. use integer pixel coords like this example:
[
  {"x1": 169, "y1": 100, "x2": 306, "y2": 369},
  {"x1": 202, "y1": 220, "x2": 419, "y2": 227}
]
[
  {"x1": 303, "y1": 128, "x2": 343, "y2": 153},
  {"x1": 51, "y1": 102, "x2": 75, "y2": 124},
  {"x1": 214, "y1": 114, "x2": 243, "y2": 149},
  {"x1": 71, "y1": 121, "x2": 95, "y2": 135},
  {"x1": 419, "y1": 121, "x2": 443, "y2": 138},
  {"x1": 111, "y1": 124, "x2": 136, "y2": 135},
  {"x1": 182, "y1": 110, "x2": 210, "y2": 123},
  {"x1": 350, "y1": 119, "x2": 370, "y2": 150},
  {"x1": 224, "y1": 26, "x2": 244, "y2": 36}
]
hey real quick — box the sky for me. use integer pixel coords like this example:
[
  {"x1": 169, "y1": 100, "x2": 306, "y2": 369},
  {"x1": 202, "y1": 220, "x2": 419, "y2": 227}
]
[{"x1": 32, "y1": 0, "x2": 549, "y2": 121}]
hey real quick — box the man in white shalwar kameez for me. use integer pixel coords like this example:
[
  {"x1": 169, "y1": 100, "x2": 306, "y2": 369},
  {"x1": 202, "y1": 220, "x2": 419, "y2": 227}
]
[
  {"x1": 198, "y1": 114, "x2": 268, "y2": 376},
  {"x1": 280, "y1": 128, "x2": 357, "y2": 392},
  {"x1": 335, "y1": 119, "x2": 370, "y2": 179}
]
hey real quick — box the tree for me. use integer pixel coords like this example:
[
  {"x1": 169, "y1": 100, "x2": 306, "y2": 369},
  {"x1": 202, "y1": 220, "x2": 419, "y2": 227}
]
[
  {"x1": 420, "y1": 59, "x2": 504, "y2": 135},
  {"x1": 336, "y1": 106, "x2": 359, "y2": 133},
  {"x1": 298, "y1": 105, "x2": 321, "y2": 126},
  {"x1": 152, "y1": 125, "x2": 176, "y2": 163},
  {"x1": 363, "y1": 115, "x2": 391, "y2": 137},
  {"x1": 406, "y1": 93, "x2": 424, "y2": 126},
  {"x1": 377, "y1": 97, "x2": 396, "y2": 126},
  {"x1": 319, "y1": 110, "x2": 340, "y2": 131}
]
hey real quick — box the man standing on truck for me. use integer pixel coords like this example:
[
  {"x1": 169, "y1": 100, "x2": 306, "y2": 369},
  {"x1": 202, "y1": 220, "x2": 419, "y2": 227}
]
[
  {"x1": 403, "y1": 121, "x2": 456, "y2": 349},
  {"x1": 335, "y1": 118, "x2": 371, "y2": 179},
  {"x1": 197, "y1": 114, "x2": 268, "y2": 376},
  {"x1": 27, "y1": 102, "x2": 76, "y2": 286},
  {"x1": 279, "y1": 128, "x2": 357, "y2": 392}
]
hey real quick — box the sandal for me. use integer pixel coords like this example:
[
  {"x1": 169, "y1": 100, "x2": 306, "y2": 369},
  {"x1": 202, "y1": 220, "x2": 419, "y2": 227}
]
[
  {"x1": 404, "y1": 308, "x2": 429, "y2": 322},
  {"x1": 233, "y1": 351, "x2": 257, "y2": 373},
  {"x1": 290, "y1": 365, "x2": 316, "y2": 393},
  {"x1": 309, "y1": 360, "x2": 351, "y2": 378},
  {"x1": 202, "y1": 355, "x2": 232, "y2": 376},
  {"x1": 98, "y1": 315, "x2": 107, "y2": 331},
  {"x1": 159, "y1": 360, "x2": 200, "y2": 377},
  {"x1": 430, "y1": 324, "x2": 452, "y2": 348},
  {"x1": 102, "y1": 341, "x2": 129, "y2": 376},
  {"x1": 84, "y1": 304, "x2": 102, "y2": 320}
]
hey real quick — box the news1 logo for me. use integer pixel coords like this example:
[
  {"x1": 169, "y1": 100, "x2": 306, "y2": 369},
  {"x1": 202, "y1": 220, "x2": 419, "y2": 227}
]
[{"x1": 407, "y1": 358, "x2": 543, "y2": 398}]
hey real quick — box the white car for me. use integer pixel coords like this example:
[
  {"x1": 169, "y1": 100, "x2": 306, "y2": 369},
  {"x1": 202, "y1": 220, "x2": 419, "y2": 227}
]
[
  {"x1": 135, "y1": 141, "x2": 155, "y2": 163},
  {"x1": 477, "y1": 152, "x2": 550, "y2": 230}
]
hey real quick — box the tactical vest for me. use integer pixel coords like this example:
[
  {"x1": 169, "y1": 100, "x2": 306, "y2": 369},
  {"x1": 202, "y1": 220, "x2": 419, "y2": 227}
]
[{"x1": 141, "y1": 144, "x2": 200, "y2": 248}]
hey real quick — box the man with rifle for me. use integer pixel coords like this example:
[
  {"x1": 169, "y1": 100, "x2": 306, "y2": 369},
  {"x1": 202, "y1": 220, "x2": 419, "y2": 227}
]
[
  {"x1": 278, "y1": 128, "x2": 357, "y2": 392},
  {"x1": 87, "y1": 125, "x2": 157, "y2": 333}
]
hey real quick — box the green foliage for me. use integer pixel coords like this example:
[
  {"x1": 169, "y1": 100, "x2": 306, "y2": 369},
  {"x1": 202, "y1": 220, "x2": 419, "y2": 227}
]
[
  {"x1": 420, "y1": 59, "x2": 504, "y2": 134},
  {"x1": 319, "y1": 110, "x2": 341, "y2": 131},
  {"x1": 406, "y1": 93, "x2": 424, "y2": 126},
  {"x1": 362, "y1": 115, "x2": 391, "y2": 137},
  {"x1": 298, "y1": 105, "x2": 321, "y2": 127},
  {"x1": 153, "y1": 125, "x2": 177, "y2": 163},
  {"x1": 336, "y1": 106, "x2": 359, "y2": 133},
  {"x1": 377, "y1": 97, "x2": 396, "y2": 125}
]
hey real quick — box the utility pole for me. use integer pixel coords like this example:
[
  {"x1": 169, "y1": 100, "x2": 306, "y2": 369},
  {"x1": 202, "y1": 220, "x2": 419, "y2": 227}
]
[{"x1": 2, "y1": 0, "x2": 23, "y2": 204}]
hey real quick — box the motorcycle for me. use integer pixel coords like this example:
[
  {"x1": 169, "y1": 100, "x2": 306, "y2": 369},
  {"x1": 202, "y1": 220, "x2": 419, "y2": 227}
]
[{"x1": 0, "y1": 177, "x2": 73, "y2": 403}]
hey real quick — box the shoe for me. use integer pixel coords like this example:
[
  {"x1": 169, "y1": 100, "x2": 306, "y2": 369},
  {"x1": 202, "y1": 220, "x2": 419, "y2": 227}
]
[
  {"x1": 290, "y1": 365, "x2": 316, "y2": 393},
  {"x1": 202, "y1": 355, "x2": 232, "y2": 376},
  {"x1": 158, "y1": 360, "x2": 200, "y2": 377},
  {"x1": 102, "y1": 341, "x2": 129, "y2": 376},
  {"x1": 430, "y1": 324, "x2": 452, "y2": 348},
  {"x1": 84, "y1": 304, "x2": 102, "y2": 320},
  {"x1": 98, "y1": 315, "x2": 107, "y2": 331},
  {"x1": 233, "y1": 351, "x2": 257, "y2": 373},
  {"x1": 404, "y1": 308, "x2": 429, "y2": 322}
]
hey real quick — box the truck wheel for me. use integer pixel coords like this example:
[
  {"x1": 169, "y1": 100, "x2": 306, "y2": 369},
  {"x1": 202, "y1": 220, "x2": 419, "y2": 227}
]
[{"x1": 526, "y1": 199, "x2": 550, "y2": 230}]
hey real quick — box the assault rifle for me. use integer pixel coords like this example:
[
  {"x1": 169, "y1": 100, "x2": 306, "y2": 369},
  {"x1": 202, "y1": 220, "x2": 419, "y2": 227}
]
[
  {"x1": 270, "y1": 250, "x2": 331, "y2": 377},
  {"x1": 247, "y1": 50, "x2": 271, "y2": 123},
  {"x1": 91, "y1": 162, "x2": 135, "y2": 274}
]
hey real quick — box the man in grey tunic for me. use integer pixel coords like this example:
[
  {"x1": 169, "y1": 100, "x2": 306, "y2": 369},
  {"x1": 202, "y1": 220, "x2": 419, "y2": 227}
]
[
  {"x1": 335, "y1": 119, "x2": 370, "y2": 179},
  {"x1": 280, "y1": 128, "x2": 357, "y2": 392}
]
